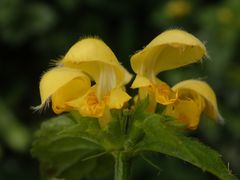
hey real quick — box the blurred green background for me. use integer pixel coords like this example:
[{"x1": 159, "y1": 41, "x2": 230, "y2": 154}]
[{"x1": 0, "y1": 0, "x2": 239, "y2": 179}]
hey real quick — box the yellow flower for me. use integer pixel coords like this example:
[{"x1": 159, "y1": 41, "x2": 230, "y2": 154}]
[
  {"x1": 37, "y1": 38, "x2": 131, "y2": 127},
  {"x1": 38, "y1": 67, "x2": 91, "y2": 114},
  {"x1": 164, "y1": 80, "x2": 223, "y2": 129},
  {"x1": 130, "y1": 29, "x2": 207, "y2": 111},
  {"x1": 57, "y1": 38, "x2": 131, "y2": 121}
]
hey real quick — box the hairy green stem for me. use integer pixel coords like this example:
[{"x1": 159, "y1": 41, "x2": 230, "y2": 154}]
[{"x1": 114, "y1": 152, "x2": 132, "y2": 180}]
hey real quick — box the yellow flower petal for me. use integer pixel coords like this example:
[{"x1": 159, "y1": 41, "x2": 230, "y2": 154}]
[
  {"x1": 172, "y1": 80, "x2": 222, "y2": 122},
  {"x1": 39, "y1": 67, "x2": 91, "y2": 113},
  {"x1": 68, "y1": 86, "x2": 131, "y2": 117},
  {"x1": 138, "y1": 87, "x2": 157, "y2": 112},
  {"x1": 131, "y1": 29, "x2": 207, "y2": 77},
  {"x1": 132, "y1": 77, "x2": 177, "y2": 105},
  {"x1": 131, "y1": 75, "x2": 152, "y2": 89},
  {"x1": 164, "y1": 93, "x2": 205, "y2": 129},
  {"x1": 60, "y1": 38, "x2": 130, "y2": 86},
  {"x1": 63, "y1": 37, "x2": 119, "y2": 65},
  {"x1": 79, "y1": 91, "x2": 106, "y2": 118},
  {"x1": 108, "y1": 88, "x2": 131, "y2": 109},
  {"x1": 51, "y1": 78, "x2": 91, "y2": 114},
  {"x1": 122, "y1": 65, "x2": 133, "y2": 85},
  {"x1": 154, "y1": 81, "x2": 178, "y2": 105},
  {"x1": 66, "y1": 86, "x2": 104, "y2": 117},
  {"x1": 132, "y1": 76, "x2": 177, "y2": 112}
]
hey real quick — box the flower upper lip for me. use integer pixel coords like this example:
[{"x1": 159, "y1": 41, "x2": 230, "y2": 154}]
[
  {"x1": 59, "y1": 38, "x2": 132, "y2": 88},
  {"x1": 130, "y1": 29, "x2": 207, "y2": 77}
]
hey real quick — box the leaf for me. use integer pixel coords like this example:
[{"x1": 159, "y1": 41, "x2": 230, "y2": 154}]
[
  {"x1": 132, "y1": 97, "x2": 149, "y2": 120},
  {"x1": 135, "y1": 114, "x2": 237, "y2": 180},
  {"x1": 101, "y1": 118, "x2": 125, "y2": 151},
  {"x1": 31, "y1": 114, "x2": 112, "y2": 179},
  {"x1": 57, "y1": 154, "x2": 114, "y2": 180},
  {"x1": 88, "y1": 154, "x2": 114, "y2": 179},
  {"x1": 123, "y1": 98, "x2": 150, "y2": 150}
]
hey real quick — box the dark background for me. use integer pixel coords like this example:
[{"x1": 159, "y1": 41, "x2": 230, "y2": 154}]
[{"x1": 0, "y1": 0, "x2": 240, "y2": 179}]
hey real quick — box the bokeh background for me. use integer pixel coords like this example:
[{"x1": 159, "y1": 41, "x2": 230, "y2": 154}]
[{"x1": 0, "y1": 0, "x2": 240, "y2": 179}]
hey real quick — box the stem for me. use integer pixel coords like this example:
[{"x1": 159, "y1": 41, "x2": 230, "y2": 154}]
[{"x1": 114, "y1": 152, "x2": 132, "y2": 180}]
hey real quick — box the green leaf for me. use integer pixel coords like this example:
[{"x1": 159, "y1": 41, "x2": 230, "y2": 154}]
[
  {"x1": 101, "y1": 118, "x2": 125, "y2": 150},
  {"x1": 132, "y1": 97, "x2": 149, "y2": 120},
  {"x1": 122, "y1": 98, "x2": 150, "y2": 150},
  {"x1": 31, "y1": 114, "x2": 113, "y2": 179},
  {"x1": 135, "y1": 114, "x2": 237, "y2": 180},
  {"x1": 55, "y1": 154, "x2": 114, "y2": 180}
]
